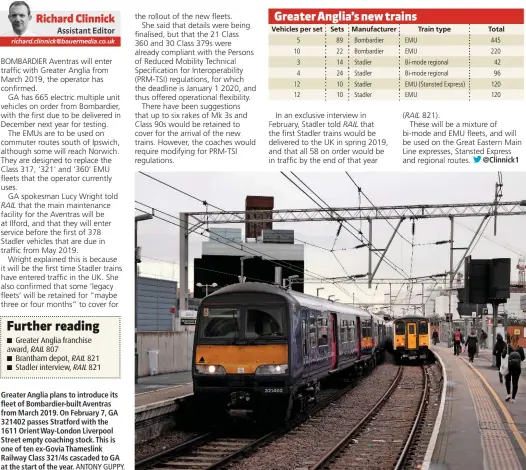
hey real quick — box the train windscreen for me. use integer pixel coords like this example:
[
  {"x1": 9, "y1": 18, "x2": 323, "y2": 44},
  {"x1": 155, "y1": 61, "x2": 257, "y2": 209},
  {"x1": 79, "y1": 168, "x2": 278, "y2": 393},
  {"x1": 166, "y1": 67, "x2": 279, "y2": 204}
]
[
  {"x1": 419, "y1": 321, "x2": 428, "y2": 335},
  {"x1": 395, "y1": 322, "x2": 405, "y2": 335},
  {"x1": 199, "y1": 307, "x2": 241, "y2": 339},
  {"x1": 245, "y1": 305, "x2": 286, "y2": 339}
]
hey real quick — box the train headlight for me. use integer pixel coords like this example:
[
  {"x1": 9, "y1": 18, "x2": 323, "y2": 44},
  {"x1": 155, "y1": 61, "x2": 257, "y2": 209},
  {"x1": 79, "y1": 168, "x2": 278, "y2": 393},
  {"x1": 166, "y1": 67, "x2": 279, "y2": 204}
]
[
  {"x1": 195, "y1": 365, "x2": 226, "y2": 375},
  {"x1": 255, "y1": 364, "x2": 288, "y2": 375}
]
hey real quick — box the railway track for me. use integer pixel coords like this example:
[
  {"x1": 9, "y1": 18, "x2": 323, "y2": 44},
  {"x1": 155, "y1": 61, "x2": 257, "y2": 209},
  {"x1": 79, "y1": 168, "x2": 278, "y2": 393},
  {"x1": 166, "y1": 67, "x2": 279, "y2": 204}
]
[
  {"x1": 310, "y1": 365, "x2": 429, "y2": 470},
  {"x1": 136, "y1": 375, "x2": 369, "y2": 470},
  {"x1": 136, "y1": 361, "x2": 432, "y2": 470}
]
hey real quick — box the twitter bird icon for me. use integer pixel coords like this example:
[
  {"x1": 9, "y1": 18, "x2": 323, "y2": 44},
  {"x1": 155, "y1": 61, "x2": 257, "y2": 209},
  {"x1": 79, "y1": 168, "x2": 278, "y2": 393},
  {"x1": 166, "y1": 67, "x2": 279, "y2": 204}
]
[{"x1": 473, "y1": 156, "x2": 481, "y2": 163}]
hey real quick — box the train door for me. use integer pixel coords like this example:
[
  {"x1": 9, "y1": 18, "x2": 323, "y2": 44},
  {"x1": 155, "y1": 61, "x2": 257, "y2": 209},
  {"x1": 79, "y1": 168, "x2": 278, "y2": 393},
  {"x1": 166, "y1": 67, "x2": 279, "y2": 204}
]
[
  {"x1": 407, "y1": 322, "x2": 417, "y2": 349},
  {"x1": 330, "y1": 313, "x2": 338, "y2": 370},
  {"x1": 356, "y1": 317, "x2": 362, "y2": 359}
]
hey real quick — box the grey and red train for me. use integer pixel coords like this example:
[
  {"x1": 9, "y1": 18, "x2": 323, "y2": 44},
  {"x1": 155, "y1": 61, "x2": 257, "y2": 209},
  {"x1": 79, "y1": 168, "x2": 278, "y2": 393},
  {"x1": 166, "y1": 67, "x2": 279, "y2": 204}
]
[{"x1": 192, "y1": 282, "x2": 391, "y2": 420}]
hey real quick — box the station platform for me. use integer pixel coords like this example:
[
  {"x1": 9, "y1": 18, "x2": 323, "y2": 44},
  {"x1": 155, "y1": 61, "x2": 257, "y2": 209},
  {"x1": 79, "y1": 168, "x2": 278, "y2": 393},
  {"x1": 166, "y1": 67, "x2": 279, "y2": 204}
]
[
  {"x1": 425, "y1": 345, "x2": 526, "y2": 470},
  {"x1": 135, "y1": 371, "x2": 193, "y2": 409}
]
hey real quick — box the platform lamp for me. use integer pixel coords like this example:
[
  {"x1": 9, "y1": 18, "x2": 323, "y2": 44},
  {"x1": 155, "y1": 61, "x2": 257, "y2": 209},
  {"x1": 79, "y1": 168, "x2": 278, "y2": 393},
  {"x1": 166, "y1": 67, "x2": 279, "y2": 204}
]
[
  {"x1": 284, "y1": 274, "x2": 299, "y2": 289},
  {"x1": 135, "y1": 213, "x2": 153, "y2": 385},
  {"x1": 240, "y1": 255, "x2": 261, "y2": 282},
  {"x1": 196, "y1": 282, "x2": 217, "y2": 297}
]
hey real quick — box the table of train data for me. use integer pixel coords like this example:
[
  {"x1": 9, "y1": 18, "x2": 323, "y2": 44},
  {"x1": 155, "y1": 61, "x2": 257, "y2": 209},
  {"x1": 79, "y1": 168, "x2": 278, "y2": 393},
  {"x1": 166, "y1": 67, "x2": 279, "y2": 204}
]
[{"x1": 268, "y1": 8, "x2": 524, "y2": 100}]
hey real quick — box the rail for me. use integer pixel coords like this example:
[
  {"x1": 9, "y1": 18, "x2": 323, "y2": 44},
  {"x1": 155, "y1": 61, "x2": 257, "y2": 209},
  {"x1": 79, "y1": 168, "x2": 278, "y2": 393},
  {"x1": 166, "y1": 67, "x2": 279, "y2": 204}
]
[
  {"x1": 394, "y1": 366, "x2": 429, "y2": 470},
  {"x1": 310, "y1": 365, "x2": 404, "y2": 470},
  {"x1": 310, "y1": 364, "x2": 429, "y2": 470},
  {"x1": 135, "y1": 378, "x2": 363, "y2": 470}
]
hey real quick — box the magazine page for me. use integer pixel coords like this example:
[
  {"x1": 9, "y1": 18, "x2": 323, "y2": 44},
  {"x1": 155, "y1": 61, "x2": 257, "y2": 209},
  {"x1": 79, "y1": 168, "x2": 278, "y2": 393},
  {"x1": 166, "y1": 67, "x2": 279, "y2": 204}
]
[{"x1": 0, "y1": 1, "x2": 525, "y2": 470}]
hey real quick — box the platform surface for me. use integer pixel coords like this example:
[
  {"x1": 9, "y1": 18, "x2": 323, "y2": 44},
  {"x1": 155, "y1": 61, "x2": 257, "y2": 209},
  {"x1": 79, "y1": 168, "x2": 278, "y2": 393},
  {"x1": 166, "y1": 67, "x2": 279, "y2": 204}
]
[
  {"x1": 430, "y1": 345, "x2": 526, "y2": 470},
  {"x1": 135, "y1": 371, "x2": 193, "y2": 409}
]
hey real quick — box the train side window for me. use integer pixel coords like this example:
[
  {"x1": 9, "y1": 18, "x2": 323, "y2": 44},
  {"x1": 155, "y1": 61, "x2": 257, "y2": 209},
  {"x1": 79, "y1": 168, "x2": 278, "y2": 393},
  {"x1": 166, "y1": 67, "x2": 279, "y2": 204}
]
[
  {"x1": 340, "y1": 320, "x2": 347, "y2": 343},
  {"x1": 347, "y1": 321, "x2": 353, "y2": 342},
  {"x1": 419, "y1": 321, "x2": 428, "y2": 335},
  {"x1": 302, "y1": 319, "x2": 307, "y2": 355},
  {"x1": 395, "y1": 322, "x2": 405, "y2": 335},
  {"x1": 409, "y1": 324, "x2": 415, "y2": 335},
  {"x1": 309, "y1": 315, "x2": 317, "y2": 349},
  {"x1": 317, "y1": 315, "x2": 328, "y2": 346},
  {"x1": 362, "y1": 320, "x2": 370, "y2": 338}
]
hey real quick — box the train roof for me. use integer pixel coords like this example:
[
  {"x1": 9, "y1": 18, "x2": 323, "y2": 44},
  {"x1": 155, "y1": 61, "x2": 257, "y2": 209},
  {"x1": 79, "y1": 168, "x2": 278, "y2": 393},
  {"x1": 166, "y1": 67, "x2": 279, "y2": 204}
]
[
  {"x1": 394, "y1": 315, "x2": 428, "y2": 322},
  {"x1": 201, "y1": 282, "x2": 378, "y2": 320},
  {"x1": 203, "y1": 282, "x2": 296, "y2": 301},
  {"x1": 288, "y1": 290, "x2": 373, "y2": 319}
]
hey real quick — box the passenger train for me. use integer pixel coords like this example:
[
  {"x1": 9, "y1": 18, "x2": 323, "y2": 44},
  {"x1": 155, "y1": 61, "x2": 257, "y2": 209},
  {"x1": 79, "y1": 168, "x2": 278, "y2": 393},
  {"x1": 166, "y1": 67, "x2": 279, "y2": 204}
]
[
  {"x1": 390, "y1": 315, "x2": 432, "y2": 363},
  {"x1": 192, "y1": 282, "x2": 390, "y2": 421}
]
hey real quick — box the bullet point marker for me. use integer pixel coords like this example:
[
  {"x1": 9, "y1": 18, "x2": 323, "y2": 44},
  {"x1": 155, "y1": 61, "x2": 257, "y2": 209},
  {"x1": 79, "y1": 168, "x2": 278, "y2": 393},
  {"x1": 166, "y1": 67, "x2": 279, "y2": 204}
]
[
  {"x1": 7, "y1": 356, "x2": 12, "y2": 361},
  {"x1": 7, "y1": 365, "x2": 12, "y2": 371},
  {"x1": 7, "y1": 338, "x2": 12, "y2": 343}
]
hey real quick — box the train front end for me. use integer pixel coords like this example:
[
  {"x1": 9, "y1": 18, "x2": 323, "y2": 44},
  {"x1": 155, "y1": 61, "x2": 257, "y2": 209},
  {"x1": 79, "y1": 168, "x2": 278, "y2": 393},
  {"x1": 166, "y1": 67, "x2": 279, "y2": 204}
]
[
  {"x1": 394, "y1": 316, "x2": 430, "y2": 363},
  {"x1": 192, "y1": 284, "x2": 293, "y2": 418}
]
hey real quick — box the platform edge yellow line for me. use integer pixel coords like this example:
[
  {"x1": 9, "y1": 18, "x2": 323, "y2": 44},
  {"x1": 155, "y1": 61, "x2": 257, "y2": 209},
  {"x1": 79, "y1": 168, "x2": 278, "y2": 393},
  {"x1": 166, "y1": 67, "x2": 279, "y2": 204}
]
[{"x1": 462, "y1": 357, "x2": 526, "y2": 458}]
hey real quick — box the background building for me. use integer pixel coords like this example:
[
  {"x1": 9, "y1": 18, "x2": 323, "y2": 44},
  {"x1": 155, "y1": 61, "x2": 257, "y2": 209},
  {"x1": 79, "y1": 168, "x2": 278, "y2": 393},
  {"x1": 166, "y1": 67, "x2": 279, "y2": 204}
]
[
  {"x1": 245, "y1": 196, "x2": 274, "y2": 240},
  {"x1": 193, "y1": 227, "x2": 305, "y2": 298},
  {"x1": 193, "y1": 195, "x2": 305, "y2": 298}
]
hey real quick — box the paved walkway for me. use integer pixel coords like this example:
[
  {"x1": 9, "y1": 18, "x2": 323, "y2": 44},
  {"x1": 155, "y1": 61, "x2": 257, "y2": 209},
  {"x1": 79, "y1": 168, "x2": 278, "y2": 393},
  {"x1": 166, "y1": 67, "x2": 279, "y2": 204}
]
[
  {"x1": 135, "y1": 371, "x2": 193, "y2": 409},
  {"x1": 429, "y1": 345, "x2": 526, "y2": 470},
  {"x1": 135, "y1": 370, "x2": 192, "y2": 394}
]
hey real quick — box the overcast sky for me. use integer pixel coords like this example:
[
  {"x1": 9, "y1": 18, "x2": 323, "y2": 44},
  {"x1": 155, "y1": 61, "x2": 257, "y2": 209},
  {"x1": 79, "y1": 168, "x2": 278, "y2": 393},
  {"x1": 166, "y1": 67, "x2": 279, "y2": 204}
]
[{"x1": 135, "y1": 172, "x2": 525, "y2": 309}]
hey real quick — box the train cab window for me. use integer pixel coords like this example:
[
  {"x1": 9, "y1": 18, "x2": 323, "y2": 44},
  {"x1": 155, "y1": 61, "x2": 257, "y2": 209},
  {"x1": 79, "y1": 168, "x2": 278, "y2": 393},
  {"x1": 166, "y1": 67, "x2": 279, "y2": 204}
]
[
  {"x1": 408, "y1": 324, "x2": 415, "y2": 335},
  {"x1": 200, "y1": 308, "x2": 240, "y2": 339},
  {"x1": 317, "y1": 316, "x2": 328, "y2": 346},
  {"x1": 419, "y1": 321, "x2": 428, "y2": 335},
  {"x1": 245, "y1": 305, "x2": 286, "y2": 339},
  {"x1": 395, "y1": 322, "x2": 405, "y2": 335}
]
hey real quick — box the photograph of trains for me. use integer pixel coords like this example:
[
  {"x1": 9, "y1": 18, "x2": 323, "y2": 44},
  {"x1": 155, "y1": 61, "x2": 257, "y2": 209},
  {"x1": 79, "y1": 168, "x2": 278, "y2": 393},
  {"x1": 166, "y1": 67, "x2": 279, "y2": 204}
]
[
  {"x1": 135, "y1": 172, "x2": 526, "y2": 470},
  {"x1": 192, "y1": 282, "x2": 392, "y2": 421}
]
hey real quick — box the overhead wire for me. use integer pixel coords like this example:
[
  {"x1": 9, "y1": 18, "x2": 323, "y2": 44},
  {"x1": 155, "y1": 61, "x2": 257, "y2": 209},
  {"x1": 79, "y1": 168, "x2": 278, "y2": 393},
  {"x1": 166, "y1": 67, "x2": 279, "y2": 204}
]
[
  {"x1": 345, "y1": 172, "x2": 413, "y2": 246},
  {"x1": 283, "y1": 172, "x2": 410, "y2": 280},
  {"x1": 345, "y1": 172, "x2": 423, "y2": 307},
  {"x1": 278, "y1": 173, "x2": 373, "y2": 296},
  {"x1": 290, "y1": 171, "x2": 410, "y2": 279},
  {"x1": 135, "y1": 203, "x2": 357, "y2": 300},
  {"x1": 455, "y1": 222, "x2": 523, "y2": 256},
  {"x1": 137, "y1": 172, "x2": 363, "y2": 300},
  {"x1": 140, "y1": 255, "x2": 281, "y2": 284},
  {"x1": 138, "y1": 172, "x2": 333, "y2": 253}
]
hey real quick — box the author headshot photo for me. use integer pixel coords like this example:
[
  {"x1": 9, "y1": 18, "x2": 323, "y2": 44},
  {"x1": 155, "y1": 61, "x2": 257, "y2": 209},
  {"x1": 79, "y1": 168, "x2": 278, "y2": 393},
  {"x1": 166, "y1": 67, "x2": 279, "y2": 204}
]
[{"x1": 3, "y1": 1, "x2": 34, "y2": 36}]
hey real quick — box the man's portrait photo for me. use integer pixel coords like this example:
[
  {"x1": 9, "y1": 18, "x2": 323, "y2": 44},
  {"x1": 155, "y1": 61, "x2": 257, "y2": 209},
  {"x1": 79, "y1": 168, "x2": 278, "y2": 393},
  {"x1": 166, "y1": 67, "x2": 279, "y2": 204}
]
[{"x1": 5, "y1": 1, "x2": 33, "y2": 36}]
